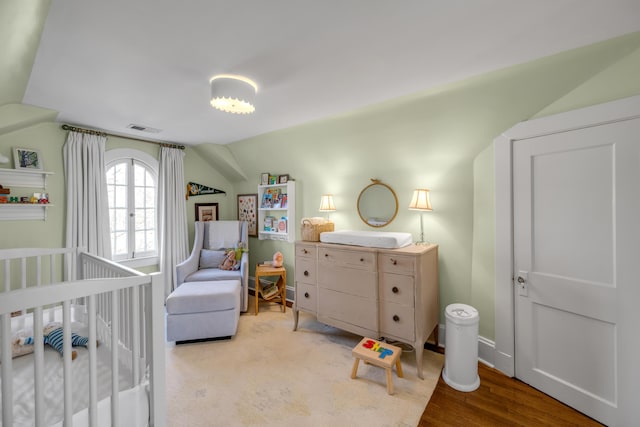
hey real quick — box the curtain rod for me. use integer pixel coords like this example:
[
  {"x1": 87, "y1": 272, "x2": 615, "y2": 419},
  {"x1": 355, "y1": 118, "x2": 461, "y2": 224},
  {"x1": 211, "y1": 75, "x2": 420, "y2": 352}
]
[{"x1": 61, "y1": 124, "x2": 186, "y2": 150}]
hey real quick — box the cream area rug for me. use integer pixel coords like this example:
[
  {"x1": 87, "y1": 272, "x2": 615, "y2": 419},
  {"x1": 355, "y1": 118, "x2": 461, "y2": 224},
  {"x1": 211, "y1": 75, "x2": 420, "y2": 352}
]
[{"x1": 165, "y1": 299, "x2": 444, "y2": 427}]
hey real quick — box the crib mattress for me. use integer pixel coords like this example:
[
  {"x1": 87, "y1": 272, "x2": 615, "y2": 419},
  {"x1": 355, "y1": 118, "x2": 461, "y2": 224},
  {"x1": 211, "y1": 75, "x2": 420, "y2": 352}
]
[
  {"x1": 319, "y1": 230, "x2": 413, "y2": 249},
  {"x1": 1, "y1": 317, "x2": 145, "y2": 427}
]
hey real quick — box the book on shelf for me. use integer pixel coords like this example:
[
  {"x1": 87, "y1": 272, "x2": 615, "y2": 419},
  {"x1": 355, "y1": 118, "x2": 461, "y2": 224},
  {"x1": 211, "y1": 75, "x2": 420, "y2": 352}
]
[{"x1": 261, "y1": 281, "x2": 280, "y2": 299}]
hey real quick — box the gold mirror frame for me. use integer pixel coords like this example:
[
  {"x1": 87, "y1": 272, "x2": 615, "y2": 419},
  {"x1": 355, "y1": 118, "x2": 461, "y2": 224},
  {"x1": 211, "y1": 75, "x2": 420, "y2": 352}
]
[{"x1": 357, "y1": 179, "x2": 399, "y2": 228}]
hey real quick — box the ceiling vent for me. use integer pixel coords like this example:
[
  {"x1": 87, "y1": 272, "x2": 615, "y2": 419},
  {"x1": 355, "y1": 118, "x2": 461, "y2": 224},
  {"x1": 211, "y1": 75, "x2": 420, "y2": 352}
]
[{"x1": 127, "y1": 124, "x2": 161, "y2": 133}]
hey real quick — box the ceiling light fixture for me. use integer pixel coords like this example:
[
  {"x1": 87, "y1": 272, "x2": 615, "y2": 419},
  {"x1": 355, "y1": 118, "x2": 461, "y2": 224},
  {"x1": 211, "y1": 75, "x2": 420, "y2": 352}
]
[{"x1": 209, "y1": 74, "x2": 257, "y2": 114}]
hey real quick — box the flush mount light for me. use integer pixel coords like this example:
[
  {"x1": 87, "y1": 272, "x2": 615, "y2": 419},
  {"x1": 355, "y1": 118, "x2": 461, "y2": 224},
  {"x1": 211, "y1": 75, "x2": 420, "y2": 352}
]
[{"x1": 209, "y1": 74, "x2": 257, "y2": 114}]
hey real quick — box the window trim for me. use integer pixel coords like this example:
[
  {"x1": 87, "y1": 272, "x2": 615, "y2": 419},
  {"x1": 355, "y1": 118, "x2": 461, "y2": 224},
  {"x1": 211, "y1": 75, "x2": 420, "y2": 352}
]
[{"x1": 106, "y1": 148, "x2": 159, "y2": 267}]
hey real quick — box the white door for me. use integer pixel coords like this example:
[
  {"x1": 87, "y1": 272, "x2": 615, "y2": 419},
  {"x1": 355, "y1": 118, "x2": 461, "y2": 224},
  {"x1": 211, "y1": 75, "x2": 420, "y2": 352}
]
[{"x1": 513, "y1": 117, "x2": 640, "y2": 426}]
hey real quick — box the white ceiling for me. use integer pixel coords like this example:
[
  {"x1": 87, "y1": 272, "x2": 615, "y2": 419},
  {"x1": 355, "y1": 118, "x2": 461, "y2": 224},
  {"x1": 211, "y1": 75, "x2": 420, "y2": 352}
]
[{"x1": 23, "y1": 0, "x2": 640, "y2": 146}]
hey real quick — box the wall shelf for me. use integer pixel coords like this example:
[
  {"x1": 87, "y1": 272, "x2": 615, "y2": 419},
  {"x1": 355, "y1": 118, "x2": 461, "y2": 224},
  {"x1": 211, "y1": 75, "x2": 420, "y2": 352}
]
[
  {"x1": 0, "y1": 168, "x2": 54, "y2": 221},
  {"x1": 258, "y1": 181, "x2": 295, "y2": 242}
]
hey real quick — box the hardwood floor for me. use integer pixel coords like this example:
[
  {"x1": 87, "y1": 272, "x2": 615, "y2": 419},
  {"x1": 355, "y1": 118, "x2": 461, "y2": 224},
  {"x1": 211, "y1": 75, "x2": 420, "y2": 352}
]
[{"x1": 418, "y1": 361, "x2": 603, "y2": 426}]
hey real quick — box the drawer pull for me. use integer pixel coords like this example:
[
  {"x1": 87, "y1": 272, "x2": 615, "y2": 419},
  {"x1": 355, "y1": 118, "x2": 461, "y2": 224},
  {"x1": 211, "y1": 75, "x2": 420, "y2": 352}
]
[
  {"x1": 392, "y1": 286, "x2": 399, "y2": 294},
  {"x1": 304, "y1": 292, "x2": 310, "y2": 298},
  {"x1": 393, "y1": 315, "x2": 400, "y2": 322},
  {"x1": 324, "y1": 253, "x2": 329, "y2": 258},
  {"x1": 390, "y1": 258, "x2": 397, "y2": 265},
  {"x1": 360, "y1": 258, "x2": 364, "y2": 262},
  {"x1": 304, "y1": 270, "x2": 309, "y2": 277},
  {"x1": 303, "y1": 249, "x2": 308, "y2": 254}
]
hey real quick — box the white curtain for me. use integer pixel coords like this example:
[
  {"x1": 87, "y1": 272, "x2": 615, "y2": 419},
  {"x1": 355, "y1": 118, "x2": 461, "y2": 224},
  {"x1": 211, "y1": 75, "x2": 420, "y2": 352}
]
[
  {"x1": 158, "y1": 147, "x2": 189, "y2": 296},
  {"x1": 63, "y1": 131, "x2": 112, "y2": 267}
]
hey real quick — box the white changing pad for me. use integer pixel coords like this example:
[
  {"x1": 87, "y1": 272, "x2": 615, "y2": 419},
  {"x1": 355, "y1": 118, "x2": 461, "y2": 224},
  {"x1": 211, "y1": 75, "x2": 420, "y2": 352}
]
[{"x1": 319, "y1": 230, "x2": 413, "y2": 249}]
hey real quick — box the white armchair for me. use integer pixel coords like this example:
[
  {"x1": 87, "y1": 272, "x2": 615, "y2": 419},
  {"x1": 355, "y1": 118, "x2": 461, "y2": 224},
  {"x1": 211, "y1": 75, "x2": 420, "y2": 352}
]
[{"x1": 176, "y1": 221, "x2": 249, "y2": 312}]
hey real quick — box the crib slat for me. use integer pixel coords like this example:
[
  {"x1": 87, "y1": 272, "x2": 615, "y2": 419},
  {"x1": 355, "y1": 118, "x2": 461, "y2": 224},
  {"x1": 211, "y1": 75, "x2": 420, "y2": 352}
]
[
  {"x1": 4, "y1": 259, "x2": 10, "y2": 293},
  {"x1": 111, "y1": 289, "x2": 120, "y2": 426},
  {"x1": 34, "y1": 307, "x2": 45, "y2": 427},
  {"x1": 1, "y1": 313, "x2": 14, "y2": 427},
  {"x1": 88, "y1": 295, "x2": 98, "y2": 427},
  {"x1": 132, "y1": 287, "x2": 141, "y2": 384},
  {"x1": 63, "y1": 301, "x2": 73, "y2": 427}
]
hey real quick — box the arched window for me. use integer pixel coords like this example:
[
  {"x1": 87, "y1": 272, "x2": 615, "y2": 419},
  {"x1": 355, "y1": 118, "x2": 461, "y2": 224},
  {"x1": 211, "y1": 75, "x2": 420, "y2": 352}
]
[{"x1": 105, "y1": 149, "x2": 158, "y2": 265}]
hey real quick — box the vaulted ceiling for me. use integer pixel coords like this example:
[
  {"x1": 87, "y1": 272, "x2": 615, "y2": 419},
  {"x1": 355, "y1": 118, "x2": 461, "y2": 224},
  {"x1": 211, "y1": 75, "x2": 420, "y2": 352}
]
[{"x1": 22, "y1": 1, "x2": 640, "y2": 146}]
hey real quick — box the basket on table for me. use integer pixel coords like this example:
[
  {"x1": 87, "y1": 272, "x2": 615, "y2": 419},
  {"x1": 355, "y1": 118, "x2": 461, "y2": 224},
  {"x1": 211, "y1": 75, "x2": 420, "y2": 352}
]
[{"x1": 301, "y1": 218, "x2": 335, "y2": 242}]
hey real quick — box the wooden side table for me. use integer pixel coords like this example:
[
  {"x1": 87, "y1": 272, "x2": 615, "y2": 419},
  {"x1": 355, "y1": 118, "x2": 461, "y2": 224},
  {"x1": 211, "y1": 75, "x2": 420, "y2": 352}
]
[{"x1": 254, "y1": 264, "x2": 287, "y2": 315}]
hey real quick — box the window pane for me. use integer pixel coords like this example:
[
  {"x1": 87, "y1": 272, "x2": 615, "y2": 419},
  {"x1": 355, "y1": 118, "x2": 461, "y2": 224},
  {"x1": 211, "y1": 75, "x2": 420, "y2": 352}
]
[
  {"x1": 114, "y1": 163, "x2": 127, "y2": 185},
  {"x1": 114, "y1": 186, "x2": 127, "y2": 208},
  {"x1": 113, "y1": 231, "x2": 128, "y2": 255},
  {"x1": 135, "y1": 187, "x2": 145, "y2": 208},
  {"x1": 114, "y1": 209, "x2": 128, "y2": 231},
  {"x1": 145, "y1": 188, "x2": 155, "y2": 206},
  {"x1": 145, "y1": 209, "x2": 156, "y2": 229},
  {"x1": 134, "y1": 164, "x2": 145, "y2": 186},
  {"x1": 146, "y1": 230, "x2": 156, "y2": 251},
  {"x1": 135, "y1": 209, "x2": 146, "y2": 229}
]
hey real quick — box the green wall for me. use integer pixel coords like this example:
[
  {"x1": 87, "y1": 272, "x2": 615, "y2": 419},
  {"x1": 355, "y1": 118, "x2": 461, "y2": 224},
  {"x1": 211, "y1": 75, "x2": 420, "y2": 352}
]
[
  {"x1": 2, "y1": 0, "x2": 640, "y2": 341},
  {"x1": 227, "y1": 31, "x2": 640, "y2": 338}
]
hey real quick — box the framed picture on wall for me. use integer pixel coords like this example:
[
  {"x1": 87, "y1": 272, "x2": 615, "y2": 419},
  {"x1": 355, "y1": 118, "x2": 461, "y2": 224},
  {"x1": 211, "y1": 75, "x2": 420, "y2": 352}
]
[
  {"x1": 195, "y1": 203, "x2": 219, "y2": 222},
  {"x1": 14, "y1": 147, "x2": 43, "y2": 170},
  {"x1": 237, "y1": 194, "x2": 258, "y2": 237},
  {"x1": 278, "y1": 174, "x2": 289, "y2": 184}
]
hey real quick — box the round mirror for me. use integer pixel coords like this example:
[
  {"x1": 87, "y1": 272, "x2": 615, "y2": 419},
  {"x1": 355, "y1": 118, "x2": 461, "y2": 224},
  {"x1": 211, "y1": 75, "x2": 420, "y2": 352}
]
[{"x1": 357, "y1": 179, "x2": 398, "y2": 227}]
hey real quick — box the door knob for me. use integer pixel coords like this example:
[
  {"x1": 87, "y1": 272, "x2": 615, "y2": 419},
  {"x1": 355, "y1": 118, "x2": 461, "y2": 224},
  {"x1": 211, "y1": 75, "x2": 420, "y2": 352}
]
[{"x1": 517, "y1": 276, "x2": 525, "y2": 284}]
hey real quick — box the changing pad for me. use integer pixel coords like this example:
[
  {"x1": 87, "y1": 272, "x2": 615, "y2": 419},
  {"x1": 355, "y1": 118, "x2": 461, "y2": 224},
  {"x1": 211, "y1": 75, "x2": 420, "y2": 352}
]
[{"x1": 319, "y1": 230, "x2": 413, "y2": 249}]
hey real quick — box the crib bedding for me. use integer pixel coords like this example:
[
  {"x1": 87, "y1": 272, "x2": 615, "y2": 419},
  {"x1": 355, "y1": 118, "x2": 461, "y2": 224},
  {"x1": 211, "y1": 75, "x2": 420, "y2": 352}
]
[
  {"x1": 1, "y1": 318, "x2": 141, "y2": 427},
  {"x1": 319, "y1": 230, "x2": 413, "y2": 248}
]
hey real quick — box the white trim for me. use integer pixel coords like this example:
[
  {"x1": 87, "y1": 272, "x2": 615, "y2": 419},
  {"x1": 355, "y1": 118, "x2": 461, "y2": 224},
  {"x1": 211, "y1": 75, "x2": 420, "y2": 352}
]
[
  {"x1": 119, "y1": 256, "x2": 158, "y2": 269},
  {"x1": 478, "y1": 336, "x2": 495, "y2": 368},
  {"x1": 493, "y1": 95, "x2": 640, "y2": 378}
]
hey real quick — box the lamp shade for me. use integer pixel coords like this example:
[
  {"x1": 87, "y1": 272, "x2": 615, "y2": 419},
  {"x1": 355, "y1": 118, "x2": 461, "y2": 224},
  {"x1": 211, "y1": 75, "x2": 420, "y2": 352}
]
[
  {"x1": 210, "y1": 74, "x2": 257, "y2": 114},
  {"x1": 408, "y1": 189, "x2": 432, "y2": 211},
  {"x1": 319, "y1": 194, "x2": 336, "y2": 212}
]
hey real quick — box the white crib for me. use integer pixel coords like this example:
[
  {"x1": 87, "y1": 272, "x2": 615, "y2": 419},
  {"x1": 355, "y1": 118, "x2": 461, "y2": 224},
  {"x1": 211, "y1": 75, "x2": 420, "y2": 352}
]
[{"x1": 0, "y1": 247, "x2": 166, "y2": 427}]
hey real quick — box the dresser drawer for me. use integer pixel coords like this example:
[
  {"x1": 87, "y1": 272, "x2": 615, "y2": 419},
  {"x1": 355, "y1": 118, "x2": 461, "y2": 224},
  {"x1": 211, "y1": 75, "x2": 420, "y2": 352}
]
[
  {"x1": 296, "y1": 243, "x2": 317, "y2": 259},
  {"x1": 295, "y1": 258, "x2": 317, "y2": 284},
  {"x1": 379, "y1": 302, "x2": 415, "y2": 341},
  {"x1": 378, "y1": 253, "x2": 415, "y2": 275},
  {"x1": 318, "y1": 267, "x2": 377, "y2": 298},
  {"x1": 379, "y1": 273, "x2": 414, "y2": 306},
  {"x1": 319, "y1": 288, "x2": 377, "y2": 331},
  {"x1": 295, "y1": 282, "x2": 317, "y2": 313},
  {"x1": 319, "y1": 247, "x2": 375, "y2": 271}
]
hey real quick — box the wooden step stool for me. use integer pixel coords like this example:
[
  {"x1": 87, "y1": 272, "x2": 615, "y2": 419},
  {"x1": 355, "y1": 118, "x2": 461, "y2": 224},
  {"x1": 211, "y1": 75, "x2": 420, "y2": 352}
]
[{"x1": 351, "y1": 337, "x2": 404, "y2": 395}]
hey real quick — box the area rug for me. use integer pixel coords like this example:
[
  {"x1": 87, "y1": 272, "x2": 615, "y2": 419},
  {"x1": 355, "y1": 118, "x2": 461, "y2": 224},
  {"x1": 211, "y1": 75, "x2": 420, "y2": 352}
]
[{"x1": 165, "y1": 300, "x2": 444, "y2": 427}]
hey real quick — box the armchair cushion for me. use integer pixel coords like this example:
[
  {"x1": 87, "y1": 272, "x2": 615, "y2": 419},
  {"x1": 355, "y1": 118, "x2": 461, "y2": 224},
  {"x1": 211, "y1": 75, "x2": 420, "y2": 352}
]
[{"x1": 199, "y1": 249, "x2": 227, "y2": 269}]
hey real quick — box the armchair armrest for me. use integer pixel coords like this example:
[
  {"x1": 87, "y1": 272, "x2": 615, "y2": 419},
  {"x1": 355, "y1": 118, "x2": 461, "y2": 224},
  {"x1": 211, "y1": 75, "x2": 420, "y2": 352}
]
[
  {"x1": 176, "y1": 250, "x2": 200, "y2": 286},
  {"x1": 239, "y1": 251, "x2": 249, "y2": 312}
]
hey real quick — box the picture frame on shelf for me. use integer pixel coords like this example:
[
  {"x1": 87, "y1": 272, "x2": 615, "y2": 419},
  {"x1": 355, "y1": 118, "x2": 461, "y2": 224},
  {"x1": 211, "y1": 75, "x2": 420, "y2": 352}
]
[
  {"x1": 278, "y1": 174, "x2": 289, "y2": 184},
  {"x1": 195, "y1": 203, "x2": 218, "y2": 222},
  {"x1": 14, "y1": 148, "x2": 43, "y2": 170},
  {"x1": 261, "y1": 173, "x2": 270, "y2": 185},
  {"x1": 268, "y1": 175, "x2": 277, "y2": 185},
  {"x1": 237, "y1": 194, "x2": 258, "y2": 237}
]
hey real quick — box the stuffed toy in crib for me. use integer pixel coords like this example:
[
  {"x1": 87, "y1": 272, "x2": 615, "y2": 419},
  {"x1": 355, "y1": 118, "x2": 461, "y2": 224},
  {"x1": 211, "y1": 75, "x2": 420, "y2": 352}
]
[{"x1": 21, "y1": 322, "x2": 95, "y2": 361}]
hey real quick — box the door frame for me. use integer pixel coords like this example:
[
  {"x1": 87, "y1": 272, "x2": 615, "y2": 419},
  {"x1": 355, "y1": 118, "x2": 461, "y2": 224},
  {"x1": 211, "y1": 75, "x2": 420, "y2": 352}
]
[{"x1": 493, "y1": 95, "x2": 640, "y2": 377}]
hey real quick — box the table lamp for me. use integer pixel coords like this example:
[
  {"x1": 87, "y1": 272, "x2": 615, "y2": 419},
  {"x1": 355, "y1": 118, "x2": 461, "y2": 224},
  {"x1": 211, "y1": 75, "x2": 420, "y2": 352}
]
[
  {"x1": 408, "y1": 189, "x2": 432, "y2": 244},
  {"x1": 319, "y1": 194, "x2": 336, "y2": 220}
]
